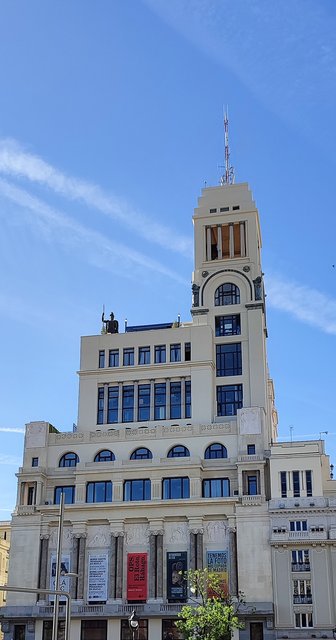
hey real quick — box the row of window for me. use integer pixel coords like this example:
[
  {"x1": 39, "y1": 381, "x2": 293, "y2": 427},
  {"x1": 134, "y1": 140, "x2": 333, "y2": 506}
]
[
  {"x1": 280, "y1": 470, "x2": 313, "y2": 498},
  {"x1": 54, "y1": 476, "x2": 233, "y2": 504},
  {"x1": 274, "y1": 521, "x2": 324, "y2": 534},
  {"x1": 39, "y1": 619, "x2": 183, "y2": 640},
  {"x1": 97, "y1": 381, "x2": 191, "y2": 424},
  {"x1": 58, "y1": 443, "x2": 230, "y2": 467},
  {"x1": 99, "y1": 343, "x2": 191, "y2": 369}
]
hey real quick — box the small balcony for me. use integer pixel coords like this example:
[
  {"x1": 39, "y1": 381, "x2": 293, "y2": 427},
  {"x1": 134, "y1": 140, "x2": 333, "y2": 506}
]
[
  {"x1": 293, "y1": 595, "x2": 312, "y2": 605},
  {"x1": 291, "y1": 563, "x2": 310, "y2": 572}
]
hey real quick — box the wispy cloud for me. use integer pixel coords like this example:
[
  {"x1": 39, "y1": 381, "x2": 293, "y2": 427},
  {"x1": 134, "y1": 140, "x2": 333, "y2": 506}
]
[
  {"x1": 0, "y1": 139, "x2": 193, "y2": 257},
  {"x1": 266, "y1": 274, "x2": 336, "y2": 335},
  {"x1": 0, "y1": 454, "x2": 21, "y2": 465},
  {"x1": 0, "y1": 427, "x2": 25, "y2": 434},
  {"x1": 0, "y1": 178, "x2": 187, "y2": 284}
]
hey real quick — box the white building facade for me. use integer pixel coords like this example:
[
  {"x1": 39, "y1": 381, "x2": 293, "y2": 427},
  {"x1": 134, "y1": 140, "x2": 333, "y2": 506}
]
[{"x1": 2, "y1": 182, "x2": 336, "y2": 640}]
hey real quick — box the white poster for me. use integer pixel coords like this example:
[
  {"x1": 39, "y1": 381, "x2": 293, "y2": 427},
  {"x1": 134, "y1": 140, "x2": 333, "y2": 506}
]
[
  {"x1": 49, "y1": 554, "x2": 70, "y2": 601},
  {"x1": 88, "y1": 553, "x2": 108, "y2": 601}
]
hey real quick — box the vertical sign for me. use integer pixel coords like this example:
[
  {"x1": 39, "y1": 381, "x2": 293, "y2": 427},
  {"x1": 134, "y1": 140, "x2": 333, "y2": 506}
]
[
  {"x1": 207, "y1": 550, "x2": 229, "y2": 596},
  {"x1": 49, "y1": 554, "x2": 70, "y2": 601},
  {"x1": 88, "y1": 553, "x2": 108, "y2": 601},
  {"x1": 127, "y1": 553, "x2": 148, "y2": 600},
  {"x1": 167, "y1": 551, "x2": 187, "y2": 600}
]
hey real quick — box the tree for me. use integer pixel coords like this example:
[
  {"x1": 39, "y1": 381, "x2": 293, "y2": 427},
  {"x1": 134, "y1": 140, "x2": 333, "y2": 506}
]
[{"x1": 175, "y1": 569, "x2": 243, "y2": 640}]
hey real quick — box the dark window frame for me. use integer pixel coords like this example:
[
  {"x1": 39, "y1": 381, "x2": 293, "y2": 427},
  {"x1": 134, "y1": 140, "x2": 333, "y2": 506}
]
[
  {"x1": 138, "y1": 384, "x2": 150, "y2": 421},
  {"x1": 214, "y1": 283, "x2": 240, "y2": 306},
  {"x1": 54, "y1": 486, "x2": 75, "y2": 504},
  {"x1": 138, "y1": 346, "x2": 150, "y2": 365},
  {"x1": 170, "y1": 343, "x2": 181, "y2": 362},
  {"x1": 94, "y1": 449, "x2": 115, "y2": 462},
  {"x1": 215, "y1": 314, "x2": 241, "y2": 337},
  {"x1": 154, "y1": 345, "x2": 166, "y2": 364},
  {"x1": 216, "y1": 342, "x2": 242, "y2": 377},
  {"x1": 109, "y1": 349, "x2": 119, "y2": 367},
  {"x1": 123, "y1": 479, "x2": 151, "y2": 501},
  {"x1": 204, "y1": 443, "x2": 228, "y2": 459},
  {"x1": 216, "y1": 384, "x2": 243, "y2": 416},
  {"x1": 154, "y1": 382, "x2": 166, "y2": 420},
  {"x1": 98, "y1": 350, "x2": 105, "y2": 368},
  {"x1": 122, "y1": 385, "x2": 134, "y2": 422},
  {"x1": 123, "y1": 348, "x2": 134, "y2": 366},
  {"x1": 59, "y1": 452, "x2": 79, "y2": 468},
  {"x1": 86, "y1": 481, "x2": 112, "y2": 503},
  {"x1": 202, "y1": 478, "x2": 230, "y2": 498},
  {"x1": 130, "y1": 447, "x2": 153, "y2": 460},
  {"x1": 32, "y1": 457, "x2": 39, "y2": 467},
  {"x1": 162, "y1": 476, "x2": 190, "y2": 500},
  {"x1": 167, "y1": 445, "x2": 190, "y2": 458}
]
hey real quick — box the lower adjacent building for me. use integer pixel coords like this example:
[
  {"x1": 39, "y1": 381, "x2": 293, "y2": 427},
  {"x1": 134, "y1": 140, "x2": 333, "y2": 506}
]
[
  {"x1": 0, "y1": 522, "x2": 10, "y2": 640},
  {"x1": 2, "y1": 181, "x2": 336, "y2": 640}
]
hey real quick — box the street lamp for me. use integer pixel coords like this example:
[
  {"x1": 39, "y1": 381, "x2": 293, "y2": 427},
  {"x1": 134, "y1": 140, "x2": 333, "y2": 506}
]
[{"x1": 128, "y1": 610, "x2": 140, "y2": 639}]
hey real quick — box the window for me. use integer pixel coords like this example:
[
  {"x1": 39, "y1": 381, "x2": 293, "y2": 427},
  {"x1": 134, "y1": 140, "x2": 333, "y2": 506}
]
[
  {"x1": 86, "y1": 481, "x2": 112, "y2": 503},
  {"x1": 122, "y1": 385, "x2": 134, "y2": 422},
  {"x1": 54, "y1": 486, "x2": 75, "y2": 504},
  {"x1": 215, "y1": 314, "x2": 241, "y2": 336},
  {"x1": 233, "y1": 205, "x2": 240, "y2": 211},
  {"x1": 220, "y1": 206, "x2": 229, "y2": 212},
  {"x1": 280, "y1": 471, "x2": 287, "y2": 498},
  {"x1": 94, "y1": 450, "x2": 115, "y2": 462},
  {"x1": 32, "y1": 457, "x2": 39, "y2": 467},
  {"x1": 306, "y1": 470, "x2": 313, "y2": 497},
  {"x1": 97, "y1": 386, "x2": 105, "y2": 424},
  {"x1": 216, "y1": 343, "x2": 242, "y2": 376},
  {"x1": 154, "y1": 383, "x2": 166, "y2": 420},
  {"x1": 295, "y1": 613, "x2": 313, "y2": 628},
  {"x1": 124, "y1": 479, "x2": 151, "y2": 501},
  {"x1": 170, "y1": 382, "x2": 181, "y2": 419},
  {"x1": 121, "y1": 619, "x2": 148, "y2": 640},
  {"x1": 290, "y1": 520, "x2": 307, "y2": 532},
  {"x1": 247, "y1": 444, "x2": 255, "y2": 455},
  {"x1": 162, "y1": 477, "x2": 190, "y2": 499},
  {"x1": 293, "y1": 579, "x2": 312, "y2": 603},
  {"x1": 217, "y1": 384, "x2": 243, "y2": 416},
  {"x1": 215, "y1": 283, "x2": 240, "y2": 306},
  {"x1": 185, "y1": 380, "x2": 191, "y2": 418},
  {"x1": 138, "y1": 384, "x2": 150, "y2": 421},
  {"x1": 109, "y1": 349, "x2": 119, "y2": 367},
  {"x1": 250, "y1": 622, "x2": 263, "y2": 640},
  {"x1": 202, "y1": 478, "x2": 230, "y2": 498},
  {"x1": 14, "y1": 626, "x2": 26, "y2": 640},
  {"x1": 247, "y1": 475, "x2": 258, "y2": 496},
  {"x1": 43, "y1": 620, "x2": 65, "y2": 640},
  {"x1": 167, "y1": 445, "x2": 190, "y2": 458},
  {"x1": 293, "y1": 471, "x2": 300, "y2": 497},
  {"x1": 155, "y1": 345, "x2": 166, "y2": 363},
  {"x1": 107, "y1": 386, "x2": 119, "y2": 423},
  {"x1": 204, "y1": 443, "x2": 228, "y2": 459},
  {"x1": 27, "y1": 486, "x2": 35, "y2": 505},
  {"x1": 59, "y1": 452, "x2": 79, "y2": 467},
  {"x1": 130, "y1": 447, "x2": 153, "y2": 460},
  {"x1": 81, "y1": 620, "x2": 107, "y2": 640},
  {"x1": 291, "y1": 549, "x2": 310, "y2": 571},
  {"x1": 123, "y1": 348, "x2": 134, "y2": 366},
  {"x1": 162, "y1": 620, "x2": 183, "y2": 640},
  {"x1": 170, "y1": 343, "x2": 181, "y2": 362},
  {"x1": 139, "y1": 346, "x2": 150, "y2": 365},
  {"x1": 184, "y1": 342, "x2": 191, "y2": 361},
  {"x1": 210, "y1": 208, "x2": 217, "y2": 213},
  {"x1": 98, "y1": 350, "x2": 105, "y2": 368}
]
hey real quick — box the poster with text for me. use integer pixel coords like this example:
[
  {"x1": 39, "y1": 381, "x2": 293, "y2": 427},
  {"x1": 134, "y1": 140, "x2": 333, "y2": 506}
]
[
  {"x1": 167, "y1": 551, "x2": 187, "y2": 600},
  {"x1": 49, "y1": 554, "x2": 70, "y2": 601},
  {"x1": 88, "y1": 553, "x2": 108, "y2": 601},
  {"x1": 127, "y1": 553, "x2": 148, "y2": 600},
  {"x1": 207, "y1": 550, "x2": 229, "y2": 597}
]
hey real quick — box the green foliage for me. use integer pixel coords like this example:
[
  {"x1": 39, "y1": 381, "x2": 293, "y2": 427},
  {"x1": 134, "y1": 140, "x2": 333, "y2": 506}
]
[{"x1": 175, "y1": 569, "x2": 242, "y2": 640}]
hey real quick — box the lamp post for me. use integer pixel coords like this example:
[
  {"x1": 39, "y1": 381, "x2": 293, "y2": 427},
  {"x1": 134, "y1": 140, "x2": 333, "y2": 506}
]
[{"x1": 128, "y1": 610, "x2": 140, "y2": 640}]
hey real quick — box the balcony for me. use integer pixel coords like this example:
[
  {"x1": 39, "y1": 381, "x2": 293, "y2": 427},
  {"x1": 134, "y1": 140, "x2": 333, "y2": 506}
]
[
  {"x1": 293, "y1": 595, "x2": 312, "y2": 605},
  {"x1": 241, "y1": 494, "x2": 263, "y2": 506},
  {"x1": 271, "y1": 529, "x2": 327, "y2": 543},
  {"x1": 291, "y1": 563, "x2": 310, "y2": 572}
]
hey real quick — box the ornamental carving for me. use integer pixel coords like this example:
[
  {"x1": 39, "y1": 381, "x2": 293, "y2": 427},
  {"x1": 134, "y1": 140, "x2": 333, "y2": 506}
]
[
  {"x1": 125, "y1": 523, "x2": 149, "y2": 546},
  {"x1": 165, "y1": 522, "x2": 188, "y2": 544},
  {"x1": 87, "y1": 526, "x2": 109, "y2": 548},
  {"x1": 204, "y1": 520, "x2": 228, "y2": 543}
]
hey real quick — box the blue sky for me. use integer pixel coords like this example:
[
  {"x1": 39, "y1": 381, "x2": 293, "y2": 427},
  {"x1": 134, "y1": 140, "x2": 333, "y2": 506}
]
[{"x1": 1, "y1": 0, "x2": 336, "y2": 514}]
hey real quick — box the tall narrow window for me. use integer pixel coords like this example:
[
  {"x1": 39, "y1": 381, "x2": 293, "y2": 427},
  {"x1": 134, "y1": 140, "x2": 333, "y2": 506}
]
[
  {"x1": 109, "y1": 349, "x2": 119, "y2": 367},
  {"x1": 216, "y1": 343, "x2": 242, "y2": 376},
  {"x1": 170, "y1": 344, "x2": 181, "y2": 362},
  {"x1": 98, "y1": 350, "x2": 105, "y2": 368},
  {"x1": 170, "y1": 382, "x2": 181, "y2": 419},
  {"x1": 138, "y1": 346, "x2": 150, "y2": 365},
  {"x1": 97, "y1": 387, "x2": 104, "y2": 424},
  {"x1": 138, "y1": 384, "x2": 150, "y2": 420},
  {"x1": 154, "y1": 383, "x2": 166, "y2": 420},
  {"x1": 107, "y1": 386, "x2": 119, "y2": 423},
  {"x1": 216, "y1": 384, "x2": 243, "y2": 416},
  {"x1": 123, "y1": 348, "x2": 134, "y2": 366},
  {"x1": 247, "y1": 475, "x2": 258, "y2": 496},
  {"x1": 293, "y1": 471, "x2": 300, "y2": 497},
  {"x1": 306, "y1": 470, "x2": 313, "y2": 497},
  {"x1": 185, "y1": 380, "x2": 191, "y2": 418},
  {"x1": 184, "y1": 342, "x2": 191, "y2": 361},
  {"x1": 122, "y1": 385, "x2": 134, "y2": 422},
  {"x1": 155, "y1": 345, "x2": 166, "y2": 363},
  {"x1": 280, "y1": 471, "x2": 287, "y2": 498},
  {"x1": 27, "y1": 486, "x2": 35, "y2": 505}
]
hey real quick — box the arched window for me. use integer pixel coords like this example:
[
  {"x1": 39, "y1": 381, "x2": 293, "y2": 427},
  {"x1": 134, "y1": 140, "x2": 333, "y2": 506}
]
[
  {"x1": 167, "y1": 445, "x2": 190, "y2": 458},
  {"x1": 215, "y1": 283, "x2": 240, "y2": 306},
  {"x1": 204, "y1": 443, "x2": 228, "y2": 459},
  {"x1": 130, "y1": 447, "x2": 153, "y2": 460},
  {"x1": 59, "y1": 452, "x2": 79, "y2": 467},
  {"x1": 94, "y1": 449, "x2": 115, "y2": 462}
]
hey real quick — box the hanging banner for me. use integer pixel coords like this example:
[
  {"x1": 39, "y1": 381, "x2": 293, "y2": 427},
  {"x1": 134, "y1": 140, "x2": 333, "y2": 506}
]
[
  {"x1": 49, "y1": 554, "x2": 70, "y2": 601},
  {"x1": 167, "y1": 551, "x2": 188, "y2": 600},
  {"x1": 127, "y1": 553, "x2": 148, "y2": 600},
  {"x1": 207, "y1": 550, "x2": 229, "y2": 596},
  {"x1": 88, "y1": 553, "x2": 108, "y2": 601}
]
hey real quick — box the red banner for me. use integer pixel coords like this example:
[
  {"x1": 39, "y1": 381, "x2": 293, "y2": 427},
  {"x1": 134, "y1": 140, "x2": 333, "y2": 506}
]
[{"x1": 127, "y1": 553, "x2": 148, "y2": 600}]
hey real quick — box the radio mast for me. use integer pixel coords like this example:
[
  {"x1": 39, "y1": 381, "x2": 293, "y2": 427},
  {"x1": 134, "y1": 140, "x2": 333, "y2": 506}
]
[{"x1": 220, "y1": 109, "x2": 235, "y2": 186}]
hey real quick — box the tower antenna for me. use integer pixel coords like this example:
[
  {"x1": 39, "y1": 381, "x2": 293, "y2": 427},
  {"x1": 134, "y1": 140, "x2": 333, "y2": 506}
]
[{"x1": 220, "y1": 107, "x2": 235, "y2": 186}]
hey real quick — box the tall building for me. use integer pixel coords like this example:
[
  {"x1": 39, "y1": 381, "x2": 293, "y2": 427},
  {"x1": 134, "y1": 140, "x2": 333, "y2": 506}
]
[
  {"x1": 2, "y1": 180, "x2": 335, "y2": 640},
  {"x1": 0, "y1": 522, "x2": 10, "y2": 640}
]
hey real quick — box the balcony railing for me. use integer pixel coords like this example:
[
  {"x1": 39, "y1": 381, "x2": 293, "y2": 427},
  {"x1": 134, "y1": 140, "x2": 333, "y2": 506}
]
[
  {"x1": 291, "y1": 563, "x2": 310, "y2": 572},
  {"x1": 293, "y1": 595, "x2": 312, "y2": 604}
]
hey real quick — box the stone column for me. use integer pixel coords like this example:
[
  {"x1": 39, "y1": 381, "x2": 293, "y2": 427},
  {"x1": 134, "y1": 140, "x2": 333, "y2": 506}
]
[
  {"x1": 156, "y1": 533, "x2": 163, "y2": 598},
  {"x1": 76, "y1": 535, "x2": 86, "y2": 600},
  {"x1": 149, "y1": 534, "x2": 156, "y2": 599},
  {"x1": 190, "y1": 532, "x2": 196, "y2": 571},
  {"x1": 217, "y1": 225, "x2": 223, "y2": 259},
  {"x1": 36, "y1": 480, "x2": 43, "y2": 506},
  {"x1": 229, "y1": 528, "x2": 238, "y2": 596},
  {"x1": 109, "y1": 534, "x2": 118, "y2": 600},
  {"x1": 240, "y1": 222, "x2": 246, "y2": 257},
  {"x1": 196, "y1": 532, "x2": 203, "y2": 570},
  {"x1": 116, "y1": 534, "x2": 124, "y2": 599},
  {"x1": 38, "y1": 535, "x2": 49, "y2": 595}
]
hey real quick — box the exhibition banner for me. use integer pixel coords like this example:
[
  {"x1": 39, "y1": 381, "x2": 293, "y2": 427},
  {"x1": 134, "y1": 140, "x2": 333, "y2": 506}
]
[
  {"x1": 207, "y1": 550, "x2": 229, "y2": 596},
  {"x1": 127, "y1": 553, "x2": 148, "y2": 600},
  {"x1": 167, "y1": 551, "x2": 187, "y2": 600},
  {"x1": 49, "y1": 554, "x2": 70, "y2": 601},
  {"x1": 88, "y1": 553, "x2": 108, "y2": 601}
]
